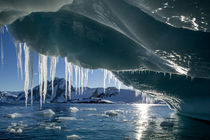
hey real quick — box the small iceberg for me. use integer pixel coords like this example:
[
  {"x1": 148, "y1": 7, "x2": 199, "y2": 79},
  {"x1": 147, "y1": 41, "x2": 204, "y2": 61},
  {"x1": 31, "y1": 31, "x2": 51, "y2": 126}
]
[
  {"x1": 69, "y1": 107, "x2": 79, "y2": 112},
  {"x1": 67, "y1": 134, "x2": 81, "y2": 139},
  {"x1": 7, "y1": 126, "x2": 23, "y2": 134},
  {"x1": 33, "y1": 109, "x2": 55, "y2": 117},
  {"x1": 5, "y1": 113, "x2": 23, "y2": 119},
  {"x1": 80, "y1": 108, "x2": 96, "y2": 111},
  {"x1": 57, "y1": 117, "x2": 77, "y2": 121},
  {"x1": 105, "y1": 110, "x2": 124, "y2": 117}
]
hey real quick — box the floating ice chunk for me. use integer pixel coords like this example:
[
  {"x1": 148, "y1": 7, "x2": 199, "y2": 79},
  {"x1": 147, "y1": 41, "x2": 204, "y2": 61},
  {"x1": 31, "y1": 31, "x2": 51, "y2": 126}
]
[
  {"x1": 67, "y1": 134, "x2": 80, "y2": 139},
  {"x1": 11, "y1": 123, "x2": 17, "y2": 126},
  {"x1": 53, "y1": 126, "x2": 61, "y2": 130},
  {"x1": 45, "y1": 126, "x2": 52, "y2": 130},
  {"x1": 58, "y1": 117, "x2": 77, "y2": 121},
  {"x1": 86, "y1": 114, "x2": 108, "y2": 117},
  {"x1": 80, "y1": 108, "x2": 96, "y2": 111},
  {"x1": 69, "y1": 107, "x2": 79, "y2": 112},
  {"x1": 33, "y1": 109, "x2": 55, "y2": 117},
  {"x1": 8, "y1": 128, "x2": 16, "y2": 133},
  {"x1": 6, "y1": 113, "x2": 23, "y2": 119},
  {"x1": 16, "y1": 128, "x2": 23, "y2": 133},
  {"x1": 105, "y1": 110, "x2": 123, "y2": 117}
]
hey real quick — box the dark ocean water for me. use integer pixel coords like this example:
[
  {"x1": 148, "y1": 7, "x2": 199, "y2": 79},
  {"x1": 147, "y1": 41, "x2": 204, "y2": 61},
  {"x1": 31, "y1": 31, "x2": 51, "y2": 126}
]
[{"x1": 0, "y1": 103, "x2": 210, "y2": 140}]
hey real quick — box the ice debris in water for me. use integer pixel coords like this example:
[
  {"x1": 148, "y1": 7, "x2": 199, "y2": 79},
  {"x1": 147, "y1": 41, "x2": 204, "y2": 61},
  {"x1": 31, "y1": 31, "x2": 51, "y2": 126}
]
[
  {"x1": 69, "y1": 107, "x2": 79, "y2": 112},
  {"x1": 57, "y1": 117, "x2": 77, "y2": 121},
  {"x1": 80, "y1": 108, "x2": 96, "y2": 111},
  {"x1": 6, "y1": 112, "x2": 23, "y2": 119},
  {"x1": 105, "y1": 110, "x2": 124, "y2": 117},
  {"x1": 7, "y1": 121, "x2": 26, "y2": 134},
  {"x1": 67, "y1": 135, "x2": 81, "y2": 139},
  {"x1": 33, "y1": 109, "x2": 55, "y2": 117}
]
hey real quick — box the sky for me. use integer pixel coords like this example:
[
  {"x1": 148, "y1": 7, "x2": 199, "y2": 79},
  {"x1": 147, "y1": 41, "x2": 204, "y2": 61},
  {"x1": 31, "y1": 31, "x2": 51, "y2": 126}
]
[{"x1": 0, "y1": 27, "x2": 128, "y2": 91}]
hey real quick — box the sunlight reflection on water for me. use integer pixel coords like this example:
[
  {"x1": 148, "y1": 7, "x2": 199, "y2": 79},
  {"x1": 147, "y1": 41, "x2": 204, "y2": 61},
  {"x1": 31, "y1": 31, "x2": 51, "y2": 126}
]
[{"x1": 134, "y1": 104, "x2": 149, "y2": 140}]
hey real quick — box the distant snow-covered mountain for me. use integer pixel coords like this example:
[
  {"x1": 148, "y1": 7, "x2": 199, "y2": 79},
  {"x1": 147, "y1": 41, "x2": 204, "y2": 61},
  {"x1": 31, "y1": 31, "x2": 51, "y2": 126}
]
[{"x1": 0, "y1": 78, "x2": 163, "y2": 104}]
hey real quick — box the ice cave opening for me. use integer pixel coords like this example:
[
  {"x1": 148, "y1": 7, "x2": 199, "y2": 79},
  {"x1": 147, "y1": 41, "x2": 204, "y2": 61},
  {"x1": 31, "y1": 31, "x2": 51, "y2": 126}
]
[{"x1": 0, "y1": 0, "x2": 210, "y2": 121}]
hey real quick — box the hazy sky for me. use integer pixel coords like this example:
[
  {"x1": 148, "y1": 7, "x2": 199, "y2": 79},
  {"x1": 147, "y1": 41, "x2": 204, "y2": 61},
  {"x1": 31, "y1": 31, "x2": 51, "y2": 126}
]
[{"x1": 0, "y1": 28, "x2": 127, "y2": 91}]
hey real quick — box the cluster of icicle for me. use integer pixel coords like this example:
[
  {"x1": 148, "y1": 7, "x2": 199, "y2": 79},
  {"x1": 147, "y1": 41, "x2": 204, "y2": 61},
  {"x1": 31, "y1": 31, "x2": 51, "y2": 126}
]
[
  {"x1": 0, "y1": 26, "x2": 128, "y2": 108},
  {"x1": 103, "y1": 69, "x2": 122, "y2": 92},
  {"x1": 7, "y1": 45, "x2": 121, "y2": 108},
  {"x1": 15, "y1": 42, "x2": 91, "y2": 107}
]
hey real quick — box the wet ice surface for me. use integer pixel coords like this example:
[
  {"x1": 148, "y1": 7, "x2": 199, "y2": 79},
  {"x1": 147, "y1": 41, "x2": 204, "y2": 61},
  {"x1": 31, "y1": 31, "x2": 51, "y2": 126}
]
[{"x1": 0, "y1": 104, "x2": 210, "y2": 140}]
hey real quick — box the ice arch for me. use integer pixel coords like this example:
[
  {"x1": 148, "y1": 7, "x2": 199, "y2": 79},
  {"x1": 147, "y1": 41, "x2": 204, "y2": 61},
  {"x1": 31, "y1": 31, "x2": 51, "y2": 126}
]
[{"x1": 1, "y1": 0, "x2": 210, "y2": 120}]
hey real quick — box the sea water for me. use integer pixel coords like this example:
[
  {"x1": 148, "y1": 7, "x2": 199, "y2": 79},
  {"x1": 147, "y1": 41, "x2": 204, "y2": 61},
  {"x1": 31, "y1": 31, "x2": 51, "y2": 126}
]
[{"x1": 0, "y1": 104, "x2": 210, "y2": 140}]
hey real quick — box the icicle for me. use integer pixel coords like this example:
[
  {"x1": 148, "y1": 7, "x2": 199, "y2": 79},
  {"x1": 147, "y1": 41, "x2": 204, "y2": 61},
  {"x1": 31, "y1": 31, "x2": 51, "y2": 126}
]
[
  {"x1": 86, "y1": 69, "x2": 89, "y2": 87},
  {"x1": 24, "y1": 43, "x2": 30, "y2": 107},
  {"x1": 30, "y1": 51, "x2": 34, "y2": 105},
  {"x1": 78, "y1": 67, "x2": 81, "y2": 95},
  {"x1": 18, "y1": 43, "x2": 23, "y2": 79},
  {"x1": 117, "y1": 80, "x2": 121, "y2": 92},
  {"x1": 0, "y1": 26, "x2": 4, "y2": 65},
  {"x1": 67, "y1": 62, "x2": 72, "y2": 99},
  {"x1": 65, "y1": 57, "x2": 68, "y2": 99},
  {"x1": 75, "y1": 65, "x2": 78, "y2": 94},
  {"x1": 84, "y1": 69, "x2": 89, "y2": 89},
  {"x1": 81, "y1": 67, "x2": 84, "y2": 93},
  {"x1": 43, "y1": 55, "x2": 48, "y2": 104},
  {"x1": 50, "y1": 56, "x2": 57, "y2": 96},
  {"x1": 38, "y1": 54, "x2": 43, "y2": 108},
  {"x1": 104, "y1": 69, "x2": 107, "y2": 93},
  {"x1": 107, "y1": 70, "x2": 113, "y2": 84}
]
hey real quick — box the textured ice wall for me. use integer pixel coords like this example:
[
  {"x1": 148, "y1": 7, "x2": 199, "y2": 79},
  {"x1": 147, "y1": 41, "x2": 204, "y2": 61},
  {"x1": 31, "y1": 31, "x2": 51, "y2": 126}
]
[{"x1": 0, "y1": 0, "x2": 73, "y2": 25}]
